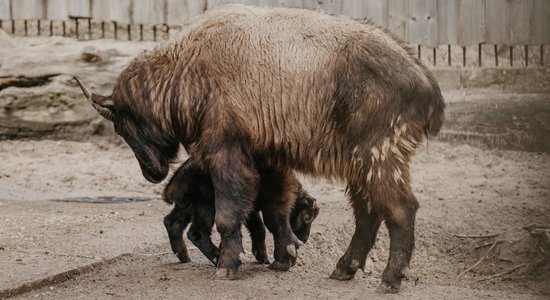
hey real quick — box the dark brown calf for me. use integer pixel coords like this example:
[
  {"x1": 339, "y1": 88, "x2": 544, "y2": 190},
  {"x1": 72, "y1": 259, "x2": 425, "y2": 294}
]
[{"x1": 163, "y1": 158, "x2": 319, "y2": 266}]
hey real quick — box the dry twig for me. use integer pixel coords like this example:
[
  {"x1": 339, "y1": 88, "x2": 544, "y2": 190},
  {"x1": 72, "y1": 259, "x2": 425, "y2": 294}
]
[
  {"x1": 453, "y1": 233, "x2": 500, "y2": 239},
  {"x1": 458, "y1": 240, "x2": 499, "y2": 278},
  {"x1": 133, "y1": 251, "x2": 172, "y2": 256},
  {"x1": 476, "y1": 264, "x2": 526, "y2": 282}
]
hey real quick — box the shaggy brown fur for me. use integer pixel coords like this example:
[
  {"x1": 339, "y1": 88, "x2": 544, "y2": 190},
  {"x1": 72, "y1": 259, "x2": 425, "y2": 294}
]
[{"x1": 78, "y1": 5, "x2": 445, "y2": 293}]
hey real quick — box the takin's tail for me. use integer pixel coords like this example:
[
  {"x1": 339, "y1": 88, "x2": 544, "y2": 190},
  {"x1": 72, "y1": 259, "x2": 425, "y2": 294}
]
[
  {"x1": 425, "y1": 87, "x2": 445, "y2": 138},
  {"x1": 420, "y1": 72, "x2": 446, "y2": 138}
]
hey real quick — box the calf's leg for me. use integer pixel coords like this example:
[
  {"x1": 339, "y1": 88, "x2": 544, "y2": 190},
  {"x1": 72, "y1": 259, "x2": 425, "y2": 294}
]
[
  {"x1": 187, "y1": 202, "x2": 220, "y2": 265},
  {"x1": 163, "y1": 204, "x2": 192, "y2": 263},
  {"x1": 258, "y1": 168, "x2": 303, "y2": 271},
  {"x1": 245, "y1": 211, "x2": 270, "y2": 264}
]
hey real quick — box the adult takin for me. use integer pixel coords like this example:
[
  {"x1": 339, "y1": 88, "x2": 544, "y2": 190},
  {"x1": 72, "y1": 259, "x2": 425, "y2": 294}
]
[
  {"x1": 75, "y1": 5, "x2": 445, "y2": 293},
  {"x1": 162, "y1": 158, "x2": 319, "y2": 266}
]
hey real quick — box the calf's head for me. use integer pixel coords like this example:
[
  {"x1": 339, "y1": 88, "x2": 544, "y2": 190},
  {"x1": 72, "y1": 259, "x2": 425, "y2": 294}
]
[
  {"x1": 75, "y1": 76, "x2": 179, "y2": 183},
  {"x1": 290, "y1": 187, "x2": 320, "y2": 243}
]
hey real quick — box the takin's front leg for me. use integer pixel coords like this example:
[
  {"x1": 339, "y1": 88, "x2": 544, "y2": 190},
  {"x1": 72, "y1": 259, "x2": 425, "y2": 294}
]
[
  {"x1": 330, "y1": 185, "x2": 382, "y2": 280},
  {"x1": 209, "y1": 146, "x2": 259, "y2": 279},
  {"x1": 163, "y1": 204, "x2": 192, "y2": 263},
  {"x1": 258, "y1": 167, "x2": 303, "y2": 271}
]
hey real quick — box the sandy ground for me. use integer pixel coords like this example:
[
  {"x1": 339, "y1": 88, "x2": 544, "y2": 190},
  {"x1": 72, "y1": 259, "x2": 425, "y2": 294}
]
[
  {"x1": 0, "y1": 134, "x2": 548, "y2": 299},
  {"x1": 1, "y1": 29, "x2": 549, "y2": 300}
]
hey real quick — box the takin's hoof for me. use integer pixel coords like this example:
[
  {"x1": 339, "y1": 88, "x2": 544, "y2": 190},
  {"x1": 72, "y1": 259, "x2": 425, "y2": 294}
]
[
  {"x1": 252, "y1": 250, "x2": 270, "y2": 264},
  {"x1": 175, "y1": 252, "x2": 191, "y2": 264},
  {"x1": 209, "y1": 257, "x2": 219, "y2": 266},
  {"x1": 268, "y1": 260, "x2": 291, "y2": 271},
  {"x1": 376, "y1": 282, "x2": 400, "y2": 294},
  {"x1": 290, "y1": 255, "x2": 297, "y2": 266},
  {"x1": 213, "y1": 268, "x2": 239, "y2": 280},
  {"x1": 329, "y1": 268, "x2": 356, "y2": 281}
]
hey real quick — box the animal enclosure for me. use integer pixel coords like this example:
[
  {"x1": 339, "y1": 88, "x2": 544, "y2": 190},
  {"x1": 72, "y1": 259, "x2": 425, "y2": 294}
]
[{"x1": 1, "y1": 0, "x2": 549, "y2": 67}]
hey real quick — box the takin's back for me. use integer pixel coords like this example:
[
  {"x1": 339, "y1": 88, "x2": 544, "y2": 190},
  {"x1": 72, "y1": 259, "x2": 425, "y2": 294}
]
[{"x1": 181, "y1": 5, "x2": 444, "y2": 176}]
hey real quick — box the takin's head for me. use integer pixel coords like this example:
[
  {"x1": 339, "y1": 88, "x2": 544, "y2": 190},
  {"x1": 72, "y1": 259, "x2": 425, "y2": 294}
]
[
  {"x1": 290, "y1": 185, "x2": 320, "y2": 243},
  {"x1": 74, "y1": 76, "x2": 179, "y2": 184}
]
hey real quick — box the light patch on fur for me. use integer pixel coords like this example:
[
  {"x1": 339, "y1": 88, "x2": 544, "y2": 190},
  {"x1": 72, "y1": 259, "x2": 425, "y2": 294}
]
[
  {"x1": 390, "y1": 144, "x2": 404, "y2": 162},
  {"x1": 377, "y1": 168, "x2": 381, "y2": 179},
  {"x1": 381, "y1": 138, "x2": 390, "y2": 157},
  {"x1": 367, "y1": 168, "x2": 373, "y2": 183},
  {"x1": 371, "y1": 147, "x2": 380, "y2": 161},
  {"x1": 286, "y1": 244, "x2": 297, "y2": 258},
  {"x1": 239, "y1": 252, "x2": 246, "y2": 261},
  {"x1": 367, "y1": 200, "x2": 372, "y2": 213},
  {"x1": 393, "y1": 168, "x2": 404, "y2": 184},
  {"x1": 400, "y1": 123, "x2": 407, "y2": 134}
]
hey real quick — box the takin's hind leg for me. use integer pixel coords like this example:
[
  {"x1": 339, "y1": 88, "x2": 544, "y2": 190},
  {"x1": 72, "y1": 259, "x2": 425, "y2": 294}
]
[
  {"x1": 163, "y1": 204, "x2": 192, "y2": 263},
  {"x1": 330, "y1": 185, "x2": 382, "y2": 280},
  {"x1": 377, "y1": 193, "x2": 419, "y2": 294}
]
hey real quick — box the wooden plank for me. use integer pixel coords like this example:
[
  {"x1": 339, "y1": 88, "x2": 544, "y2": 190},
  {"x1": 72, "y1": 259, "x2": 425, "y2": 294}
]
[
  {"x1": 110, "y1": 0, "x2": 132, "y2": 23},
  {"x1": 509, "y1": 0, "x2": 532, "y2": 45},
  {"x1": 12, "y1": 0, "x2": 43, "y2": 20},
  {"x1": 46, "y1": 0, "x2": 69, "y2": 20},
  {"x1": 91, "y1": 0, "x2": 111, "y2": 22},
  {"x1": 407, "y1": 0, "x2": 438, "y2": 46},
  {"x1": 302, "y1": 0, "x2": 322, "y2": 11},
  {"x1": 166, "y1": 0, "x2": 185, "y2": 25},
  {"x1": 387, "y1": 0, "x2": 408, "y2": 39},
  {"x1": 69, "y1": 0, "x2": 91, "y2": 18},
  {"x1": 322, "y1": 0, "x2": 340, "y2": 16},
  {"x1": 459, "y1": 0, "x2": 485, "y2": 46},
  {"x1": 0, "y1": 0, "x2": 12, "y2": 20},
  {"x1": 280, "y1": 0, "x2": 302, "y2": 8},
  {"x1": 257, "y1": 0, "x2": 284, "y2": 8},
  {"x1": 363, "y1": 0, "x2": 387, "y2": 26},
  {"x1": 207, "y1": 0, "x2": 227, "y2": 10},
  {"x1": 134, "y1": 0, "x2": 165, "y2": 24},
  {"x1": 531, "y1": 0, "x2": 550, "y2": 44},
  {"x1": 185, "y1": 0, "x2": 206, "y2": 23},
  {"x1": 341, "y1": 0, "x2": 362, "y2": 19},
  {"x1": 484, "y1": 0, "x2": 509, "y2": 45},
  {"x1": 437, "y1": 0, "x2": 459, "y2": 45}
]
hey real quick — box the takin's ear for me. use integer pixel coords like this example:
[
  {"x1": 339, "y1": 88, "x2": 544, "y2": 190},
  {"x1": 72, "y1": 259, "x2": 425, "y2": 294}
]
[{"x1": 91, "y1": 94, "x2": 115, "y2": 110}]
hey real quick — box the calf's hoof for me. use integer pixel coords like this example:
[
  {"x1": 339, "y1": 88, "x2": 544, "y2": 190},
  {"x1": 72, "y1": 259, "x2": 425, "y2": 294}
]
[
  {"x1": 268, "y1": 260, "x2": 291, "y2": 271},
  {"x1": 329, "y1": 267, "x2": 356, "y2": 281},
  {"x1": 210, "y1": 257, "x2": 219, "y2": 266},
  {"x1": 175, "y1": 252, "x2": 191, "y2": 264},
  {"x1": 253, "y1": 250, "x2": 270, "y2": 264},
  {"x1": 376, "y1": 282, "x2": 400, "y2": 294},
  {"x1": 213, "y1": 268, "x2": 239, "y2": 280}
]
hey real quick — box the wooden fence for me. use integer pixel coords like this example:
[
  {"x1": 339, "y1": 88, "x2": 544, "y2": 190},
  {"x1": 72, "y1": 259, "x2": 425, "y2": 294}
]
[{"x1": 1, "y1": 0, "x2": 549, "y2": 67}]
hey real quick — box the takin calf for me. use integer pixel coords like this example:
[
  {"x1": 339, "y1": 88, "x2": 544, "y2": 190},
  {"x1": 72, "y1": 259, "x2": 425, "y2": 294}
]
[
  {"x1": 163, "y1": 158, "x2": 319, "y2": 265},
  {"x1": 75, "y1": 5, "x2": 445, "y2": 293}
]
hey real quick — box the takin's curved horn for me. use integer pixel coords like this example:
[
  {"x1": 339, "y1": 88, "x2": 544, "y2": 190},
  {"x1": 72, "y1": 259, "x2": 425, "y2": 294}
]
[{"x1": 73, "y1": 76, "x2": 114, "y2": 121}]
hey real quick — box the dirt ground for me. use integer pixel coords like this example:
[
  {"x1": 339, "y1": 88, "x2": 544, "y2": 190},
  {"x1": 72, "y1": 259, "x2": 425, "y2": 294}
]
[
  {"x1": 0, "y1": 117, "x2": 549, "y2": 299},
  {"x1": 1, "y1": 28, "x2": 549, "y2": 300}
]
